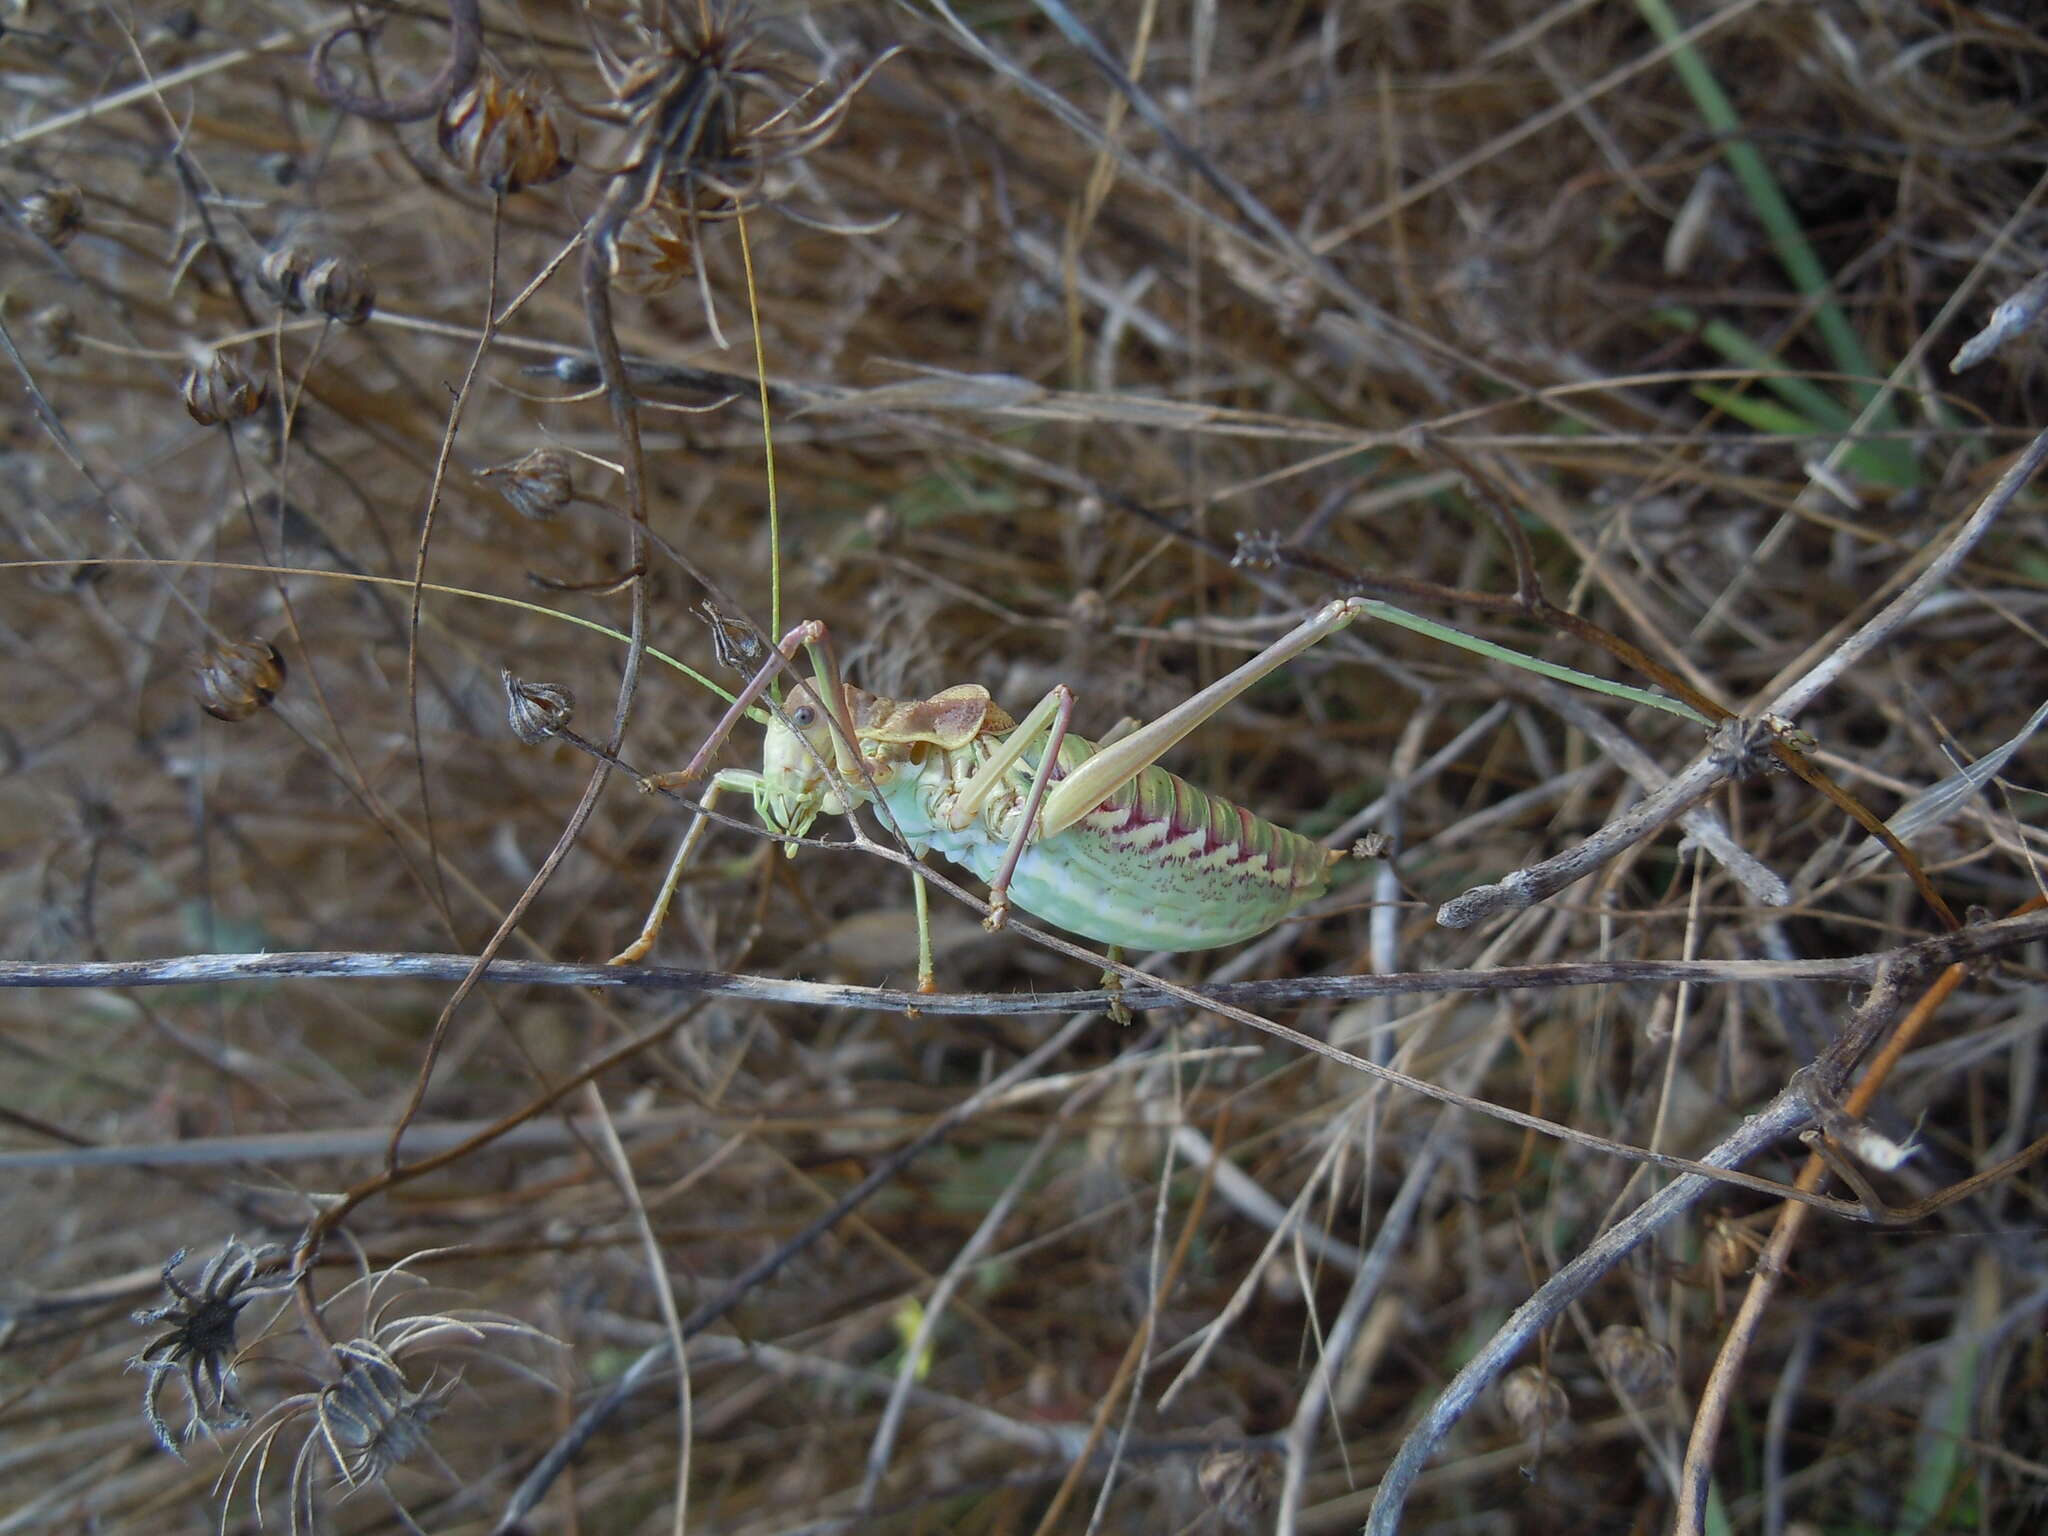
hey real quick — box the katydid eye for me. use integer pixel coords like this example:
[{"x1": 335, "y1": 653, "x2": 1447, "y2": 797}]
[{"x1": 791, "y1": 704, "x2": 817, "y2": 728}]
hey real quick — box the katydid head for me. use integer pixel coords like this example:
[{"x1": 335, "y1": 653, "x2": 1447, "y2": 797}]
[{"x1": 753, "y1": 679, "x2": 848, "y2": 847}]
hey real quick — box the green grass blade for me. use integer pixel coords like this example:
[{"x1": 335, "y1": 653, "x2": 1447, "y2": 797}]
[{"x1": 1634, "y1": 0, "x2": 1884, "y2": 393}]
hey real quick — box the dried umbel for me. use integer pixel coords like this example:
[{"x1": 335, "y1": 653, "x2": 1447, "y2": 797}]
[
  {"x1": 438, "y1": 71, "x2": 571, "y2": 193},
  {"x1": 215, "y1": 1267, "x2": 560, "y2": 1533},
  {"x1": 606, "y1": 12, "x2": 756, "y2": 214},
  {"x1": 315, "y1": 1340, "x2": 457, "y2": 1483},
  {"x1": 181, "y1": 351, "x2": 268, "y2": 426},
  {"x1": 1497, "y1": 1365, "x2": 1570, "y2": 1440},
  {"x1": 197, "y1": 638, "x2": 287, "y2": 721},
  {"x1": 19, "y1": 181, "x2": 84, "y2": 247},
  {"x1": 591, "y1": 5, "x2": 896, "y2": 264},
  {"x1": 480, "y1": 445, "x2": 574, "y2": 520},
  {"x1": 224, "y1": 1336, "x2": 458, "y2": 1532},
  {"x1": 258, "y1": 243, "x2": 376, "y2": 325},
  {"x1": 129, "y1": 1239, "x2": 291, "y2": 1456}
]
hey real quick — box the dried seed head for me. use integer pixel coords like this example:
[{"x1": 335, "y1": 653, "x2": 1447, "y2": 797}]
[
  {"x1": 695, "y1": 601, "x2": 762, "y2": 673},
  {"x1": 257, "y1": 242, "x2": 314, "y2": 310},
  {"x1": 258, "y1": 243, "x2": 374, "y2": 324},
  {"x1": 29, "y1": 302, "x2": 78, "y2": 358},
  {"x1": 861, "y1": 503, "x2": 897, "y2": 546},
  {"x1": 1497, "y1": 1365, "x2": 1570, "y2": 1440},
  {"x1": 181, "y1": 351, "x2": 268, "y2": 426},
  {"x1": 1707, "y1": 712, "x2": 1810, "y2": 778},
  {"x1": 130, "y1": 1238, "x2": 290, "y2": 1455},
  {"x1": 1231, "y1": 529, "x2": 1284, "y2": 570},
  {"x1": 607, "y1": 197, "x2": 698, "y2": 296},
  {"x1": 305, "y1": 254, "x2": 376, "y2": 325},
  {"x1": 503, "y1": 671, "x2": 573, "y2": 743},
  {"x1": 599, "y1": 8, "x2": 892, "y2": 254},
  {"x1": 1704, "y1": 1217, "x2": 1753, "y2": 1279},
  {"x1": 481, "y1": 446, "x2": 574, "y2": 520},
  {"x1": 318, "y1": 1339, "x2": 457, "y2": 1486},
  {"x1": 19, "y1": 181, "x2": 84, "y2": 247},
  {"x1": 196, "y1": 639, "x2": 287, "y2": 722},
  {"x1": 439, "y1": 72, "x2": 571, "y2": 193},
  {"x1": 613, "y1": 32, "x2": 748, "y2": 203},
  {"x1": 1196, "y1": 1444, "x2": 1276, "y2": 1531},
  {"x1": 213, "y1": 1270, "x2": 559, "y2": 1532},
  {"x1": 1595, "y1": 1324, "x2": 1675, "y2": 1403}
]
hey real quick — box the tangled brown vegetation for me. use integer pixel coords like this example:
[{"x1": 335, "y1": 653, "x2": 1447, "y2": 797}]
[{"x1": 3, "y1": 3, "x2": 2046, "y2": 1533}]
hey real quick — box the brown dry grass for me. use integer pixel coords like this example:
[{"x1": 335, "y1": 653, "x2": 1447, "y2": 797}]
[{"x1": 3, "y1": 2, "x2": 2047, "y2": 1533}]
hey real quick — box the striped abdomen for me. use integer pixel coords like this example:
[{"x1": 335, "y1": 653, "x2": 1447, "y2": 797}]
[{"x1": 928, "y1": 734, "x2": 1337, "y2": 952}]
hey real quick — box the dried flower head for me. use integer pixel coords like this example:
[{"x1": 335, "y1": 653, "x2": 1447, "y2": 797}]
[
  {"x1": 1497, "y1": 1364, "x2": 1570, "y2": 1441},
  {"x1": 19, "y1": 181, "x2": 84, "y2": 247},
  {"x1": 480, "y1": 445, "x2": 574, "y2": 520},
  {"x1": 197, "y1": 638, "x2": 287, "y2": 722},
  {"x1": 258, "y1": 243, "x2": 375, "y2": 325},
  {"x1": 1196, "y1": 1441, "x2": 1277, "y2": 1531},
  {"x1": 219, "y1": 1263, "x2": 559, "y2": 1533},
  {"x1": 606, "y1": 10, "x2": 755, "y2": 208},
  {"x1": 503, "y1": 671, "x2": 573, "y2": 743},
  {"x1": 305, "y1": 254, "x2": 375, "y2": 325},
  {"x1": 1352, "y1": 830, "x2": 1392, "y2": 860},
  {"x1": 1066, "y1": 587, "x2": 1109, "y2": 633},
  {"x1": 319, "y1": 1339, "x2": 458, "y2": 1480},
  {"x1": 696, "y1": 600, "x2": 763, "y2": 673},
  {"x1": 29, "y1": 302, "x2": 78, "y2": 359},
  {"x1": 607, "y1": 195, "x2": 699, "y2": 296},
  {"x1": 129, "y1": 1238, "x2": 291, "y2": 1456},
  {"x1": 438, "y1": 71, "x2": 572, "y2": 193},
  {"x1": 590, "y1": 4, "x2": 896, "y2": 268},
  {"x1": 1594, "y1": 1324, "x2": 1675, "y2": 1403},
  {"x1": 1704, "y1": 1214, "x2": 1757, "y2": 1279},
  {"x1": 182, "y1": 351, "x2": 269, "y2": 426},
  {"x1": 257, "y1": 242, "x2": 314, "y2": 310},
  {"x1": 1232, "y1": 528, "x2": 1285, "y2": 571},
  {"x1": 1707, "y1": 712, "x2": 1810, "y2": 778}
]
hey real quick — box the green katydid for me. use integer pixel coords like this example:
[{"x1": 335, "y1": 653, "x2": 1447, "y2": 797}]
[{"x1": 609, "y1": 598, "x2": 1375, "y2": 989}]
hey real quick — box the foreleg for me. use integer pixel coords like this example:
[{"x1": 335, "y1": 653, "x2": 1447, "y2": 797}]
[{"x1": 608, "y1": 772, "x2": 756, "y2": 965}]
